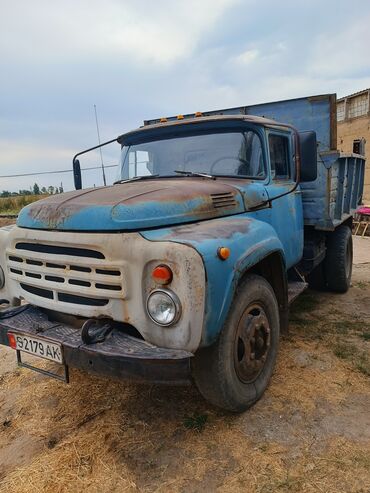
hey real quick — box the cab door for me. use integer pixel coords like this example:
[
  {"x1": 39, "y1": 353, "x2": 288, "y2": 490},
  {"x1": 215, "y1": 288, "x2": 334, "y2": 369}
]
[{"x1": 264, "y1": 130, "x2": 304, "y2": 268}]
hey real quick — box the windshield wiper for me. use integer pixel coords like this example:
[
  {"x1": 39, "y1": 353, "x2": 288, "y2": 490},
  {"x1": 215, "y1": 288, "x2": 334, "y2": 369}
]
[
  {"x1": 174, "y1": 170, "x2": 216, "y2": 180},
  {"x1": 113, "y1": 174, "x2": 160, "y2": 185}
]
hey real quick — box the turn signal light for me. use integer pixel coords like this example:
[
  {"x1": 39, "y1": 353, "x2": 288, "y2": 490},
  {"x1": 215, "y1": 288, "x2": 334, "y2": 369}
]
[
  {"x1": 8, "y1": 333, "x2": 17, "y2": 349},
  {"x1": 152, "y1": 265, "x2": 173, "y2": 285},
  {"x1": 218, "y1": 247, "x2": 230, "y2": 260}
]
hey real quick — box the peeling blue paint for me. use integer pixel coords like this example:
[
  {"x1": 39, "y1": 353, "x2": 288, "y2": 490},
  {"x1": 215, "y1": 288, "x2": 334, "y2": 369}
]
[{"x1": 142, "y1": 212, "x2": 293, "y2": 346}]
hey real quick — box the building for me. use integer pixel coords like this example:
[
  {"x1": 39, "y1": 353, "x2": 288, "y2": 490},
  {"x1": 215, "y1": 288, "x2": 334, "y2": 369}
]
[{"x1": 337, "y1": 89, "x2": 370, "y2": 204}]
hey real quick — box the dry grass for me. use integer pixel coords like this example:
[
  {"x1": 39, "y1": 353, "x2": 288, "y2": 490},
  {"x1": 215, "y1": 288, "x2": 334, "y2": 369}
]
[
  {"x1": 1, "y1": 331, "x2": 369, "y2": 492},
  {"x1": 0, "y1": 269, "x2": 369, "y2": 493},
  {"x1": 0, "y1": 195, "x2": 46, "y2": 215}
]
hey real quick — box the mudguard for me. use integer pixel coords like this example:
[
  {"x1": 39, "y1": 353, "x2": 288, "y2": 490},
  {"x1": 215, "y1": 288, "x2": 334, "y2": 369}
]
[{"x1": 141, "y1": 214, "x2": 286, "y2": 346}]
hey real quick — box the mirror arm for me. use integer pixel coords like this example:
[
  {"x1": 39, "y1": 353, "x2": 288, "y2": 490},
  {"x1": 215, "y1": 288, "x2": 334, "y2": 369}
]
[
  {"x1": 72, "y1": 137, "x2": 119, "y2": 191},
  {"x1": 72, "y1": 137, "x2": 119, "y2": 166}
]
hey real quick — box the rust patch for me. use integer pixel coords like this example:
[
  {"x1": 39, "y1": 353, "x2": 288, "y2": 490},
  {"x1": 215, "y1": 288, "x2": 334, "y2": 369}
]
[
  {"x1": 240, "y1": 190, "x2": 269, "y2": 209},
  {"x1": 163, "y1": 217, "x2": 252, "y2": 242},
  {"x1": 118, "y1": 178, "x2": 241, "y2": 206},
  {"x1": 28, "y1": 201, "x2": 85, "y2": 229},
  {"x1": 26, "y1": 188, "x2": 102, "y2": 228}
]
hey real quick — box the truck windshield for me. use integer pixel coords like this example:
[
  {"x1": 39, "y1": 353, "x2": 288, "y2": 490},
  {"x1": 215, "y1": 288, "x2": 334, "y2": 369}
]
[{"x1": 119, "y1": 130, "x2": 265, "y2": 180}]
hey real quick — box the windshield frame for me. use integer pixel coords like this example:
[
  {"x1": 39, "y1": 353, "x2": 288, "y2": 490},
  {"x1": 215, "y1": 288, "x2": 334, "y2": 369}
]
[{"x1": 118, "y1": 122, "x2": 268, "y2": 182}]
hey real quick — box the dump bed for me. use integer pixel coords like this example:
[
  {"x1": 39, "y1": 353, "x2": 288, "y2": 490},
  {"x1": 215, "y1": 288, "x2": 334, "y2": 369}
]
[
  {"x1": 145, "y1": 94, "x2": 365, "y2": 230},
  {"x1": 301, "y1": 151, "x2": 365, "y2": 230}
]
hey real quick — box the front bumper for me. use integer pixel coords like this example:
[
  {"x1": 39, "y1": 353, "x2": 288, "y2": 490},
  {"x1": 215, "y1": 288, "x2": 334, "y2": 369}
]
[{"x1": 0, "y1": 305, "x2": 192, "y2": 385}]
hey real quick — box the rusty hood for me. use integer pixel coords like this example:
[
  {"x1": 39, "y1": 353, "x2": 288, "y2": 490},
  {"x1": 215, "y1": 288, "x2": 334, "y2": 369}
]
[{"x1": 17, "y1": 178, "x2": 247, "y2": 231}]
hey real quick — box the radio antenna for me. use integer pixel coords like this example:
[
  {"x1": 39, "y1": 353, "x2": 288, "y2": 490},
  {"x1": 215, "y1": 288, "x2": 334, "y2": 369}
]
[{"x1": 93, "y1": 104, "x2": 107, "y2": 186}]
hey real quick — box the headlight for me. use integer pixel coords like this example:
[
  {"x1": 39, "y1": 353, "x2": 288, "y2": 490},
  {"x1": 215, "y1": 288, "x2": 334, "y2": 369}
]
[
  {"x1": 0, "y1": 266, "x2": 4, "y2": 289},
  {"x1": 146, "y1": 289, "x2": 181, "y2": 326}
]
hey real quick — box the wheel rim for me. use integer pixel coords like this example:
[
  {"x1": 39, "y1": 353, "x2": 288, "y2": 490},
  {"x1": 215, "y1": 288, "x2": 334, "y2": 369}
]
[{"x1": 234, "y1": 303, "x2": 271, "y2": 383}]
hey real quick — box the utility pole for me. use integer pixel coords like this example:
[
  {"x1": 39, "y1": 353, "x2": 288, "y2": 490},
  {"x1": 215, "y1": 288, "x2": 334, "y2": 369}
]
[{"x1": 94, "y1": 104, "x2": 107, "y2": 186}]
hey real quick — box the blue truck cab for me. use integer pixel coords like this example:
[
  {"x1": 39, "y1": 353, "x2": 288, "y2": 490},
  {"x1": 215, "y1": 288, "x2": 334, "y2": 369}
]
[{"x1": 0, "y1": 94, "x2": 365, "y2": 412}]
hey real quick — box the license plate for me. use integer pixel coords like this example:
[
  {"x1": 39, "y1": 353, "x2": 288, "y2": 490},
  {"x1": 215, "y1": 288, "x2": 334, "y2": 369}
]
[{"x1": 9, "y1": 333, "x2": 64, "y2": 364}]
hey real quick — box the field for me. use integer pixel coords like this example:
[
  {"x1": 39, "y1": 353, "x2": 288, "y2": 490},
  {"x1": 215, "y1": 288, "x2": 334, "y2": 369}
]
[
  {"x1": 0, "y1": 229, "x2": 369, "y2": 493},
  {"x1": 0, "y1": 195, "x2": 46, "y2": 215}
]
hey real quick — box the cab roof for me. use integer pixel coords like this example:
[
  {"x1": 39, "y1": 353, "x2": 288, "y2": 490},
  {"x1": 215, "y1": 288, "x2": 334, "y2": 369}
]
[{"x1": 117, "y1": 114, "x2": 287, "y2": 144}]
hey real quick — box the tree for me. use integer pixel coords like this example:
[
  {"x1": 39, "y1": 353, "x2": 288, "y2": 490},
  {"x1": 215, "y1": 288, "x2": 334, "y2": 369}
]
[
  {"x1": 41, "y1": 187, "x2": 47, "y2": 194},
  {"x1": 33, "y1": 183, "x2": 40, "y2": 195},
  {"x1": 47, "y1": 186, "x2": 54, "y2": 195}
]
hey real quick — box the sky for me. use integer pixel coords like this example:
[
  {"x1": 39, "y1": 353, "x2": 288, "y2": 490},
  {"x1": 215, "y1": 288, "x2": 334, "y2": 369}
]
[{"x1": 1, "y1": 0, "x2": 370, "y2": 192}]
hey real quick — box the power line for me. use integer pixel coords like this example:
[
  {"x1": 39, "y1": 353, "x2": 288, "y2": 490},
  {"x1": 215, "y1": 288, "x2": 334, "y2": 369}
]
[{"x1": 0, "y1": 164, "x2": 118, "y2": 179}]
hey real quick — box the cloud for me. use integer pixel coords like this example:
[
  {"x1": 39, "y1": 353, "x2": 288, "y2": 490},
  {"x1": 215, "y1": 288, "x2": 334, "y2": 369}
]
[
  {"x1": 308, "y1": 15, "x2": 370, "y2": 79},
  {"x1": 0, "y1": 0, "x2": 239, "y2": 65},
  {"x1": 0, "y1": 140, "x2": 73, "y2": 169},
  {"x1": 0, "y1": 0, "x2": 369, "y2": 192},
  {"x1": 234, "y1": 49, "x2": 259, "y2": 65}
]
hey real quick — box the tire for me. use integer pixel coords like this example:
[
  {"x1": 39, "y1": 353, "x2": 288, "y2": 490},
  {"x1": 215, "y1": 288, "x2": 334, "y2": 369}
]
[
  {"x1": 192, "y1": 274, "x2": 280, "y2": 413},
  {"x1": 307, "y1": 262, "x2": 327, "y2": 291},
  {"x1": 324, "y1": 224, "x2": 353, "y2": 293}
]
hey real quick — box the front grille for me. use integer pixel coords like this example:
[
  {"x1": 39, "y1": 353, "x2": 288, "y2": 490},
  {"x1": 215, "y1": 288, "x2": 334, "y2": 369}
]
[
  {"x1": 7, "y1": 242, "x2": 124, "y2": 306},
  {"x1": 20, "y1": 284, "x2": 109, "y2": 306},
  {"x1": 58, "y1": 292, "x2": 109, "y2": 306},
  {"x1": 20, "y1": 283, "x2": 53, "y2": 300},
  {"x1": 15, "y1": 242, "x2": 105, "y2": 259},
  {"x1": 210, "y1": 192, "x2": 237, "y2": 209}
]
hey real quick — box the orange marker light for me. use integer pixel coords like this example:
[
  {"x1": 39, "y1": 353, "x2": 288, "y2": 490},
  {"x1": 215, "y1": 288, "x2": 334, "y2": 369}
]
[
  {"x1": 7, "y1": 333, "x2": 17, "y2": 349},
  {"x1": 160, "y1": 117, "x2": 167, "y2": 123},
  {"x1": 218, "y1": 247, "x2": 230, "y2": 260},
  {"x1": 195, "y1": 111, "x2": 203, "y2": 117},
  {"x1": 152, "y1": 265, "x2": 173, "y2": 285},
  {"x1": 177, "y1": 114, "x2": 184, "y2": 120}
]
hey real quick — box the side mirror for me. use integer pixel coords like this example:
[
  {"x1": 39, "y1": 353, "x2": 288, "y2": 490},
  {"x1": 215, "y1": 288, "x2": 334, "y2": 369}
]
[
  {"x1": 299, "y1": 131, "x2": 317, "y2": 182},
  {"x1": 73, "y1": 159, "x2": 82, "y2": 190}
]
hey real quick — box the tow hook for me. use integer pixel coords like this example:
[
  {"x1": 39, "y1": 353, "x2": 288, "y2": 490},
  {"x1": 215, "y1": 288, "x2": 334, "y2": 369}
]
[{"x1": 81, "y1": 319, "x2": 113, "y2": 345}]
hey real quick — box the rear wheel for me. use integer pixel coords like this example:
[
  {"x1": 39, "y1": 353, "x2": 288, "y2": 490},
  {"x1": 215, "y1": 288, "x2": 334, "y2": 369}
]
[
  {"x1": 324, "y1": 225, "x2": 353, "y2": 293},
  {"x1": 307, "y1": 262, "x2": 326, "y2": 291},
  {"x1": 192, "y1": 274, "x2": 280, "y2": 413}
]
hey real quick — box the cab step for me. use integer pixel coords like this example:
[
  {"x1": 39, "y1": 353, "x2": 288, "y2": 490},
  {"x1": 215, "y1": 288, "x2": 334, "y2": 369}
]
[{"x1": 288, "y1": 281, "x2": 308, "y2": 305}]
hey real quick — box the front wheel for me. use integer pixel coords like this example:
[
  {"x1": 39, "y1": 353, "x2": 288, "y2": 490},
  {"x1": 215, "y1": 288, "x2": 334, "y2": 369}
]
[{"x1": 192, "y1": 274, "x2": 280, "y2": 413}]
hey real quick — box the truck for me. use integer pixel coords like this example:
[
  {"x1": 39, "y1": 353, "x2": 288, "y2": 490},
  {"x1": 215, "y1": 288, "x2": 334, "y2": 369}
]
[{"x1": 0, "y1": 94, "x2": 365, "y2": 412}]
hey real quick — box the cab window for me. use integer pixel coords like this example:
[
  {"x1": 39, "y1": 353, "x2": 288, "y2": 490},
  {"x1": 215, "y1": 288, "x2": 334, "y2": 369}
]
[
  {"x1": 119, "y1": 130, "x2": 266, "y2": 180},
  {"x1": 128, "y1": 150, "x2": 153, "y2": 177},
  {"x1": 269, "y1": 134, "x2": 290, "y2": 179}
]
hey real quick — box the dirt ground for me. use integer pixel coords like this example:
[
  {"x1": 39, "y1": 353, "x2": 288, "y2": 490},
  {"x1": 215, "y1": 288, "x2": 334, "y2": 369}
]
[
  {"x1": 0, "y1": 217, "x2": 17, "y2": 227},
  {"x1": 0, "y1": 229, "x2": 369, "y2": 492}
]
